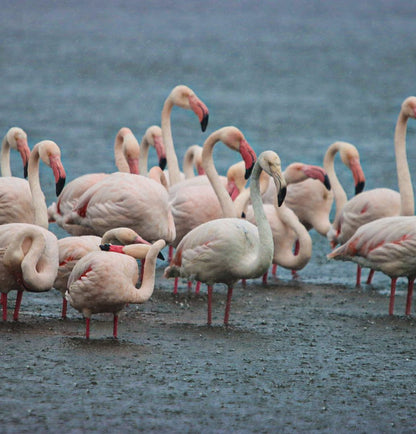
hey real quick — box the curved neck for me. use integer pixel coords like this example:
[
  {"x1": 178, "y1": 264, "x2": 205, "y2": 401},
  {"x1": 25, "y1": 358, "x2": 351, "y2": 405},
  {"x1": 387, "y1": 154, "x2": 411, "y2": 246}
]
[
  {"x1": 1, "y1": 136, "x2": 11, "y2": 176},
  {"x1": 28, "y1": 145, "x2": 48, "y2": 229},
  {"x1": 202, "y1": 132, "x2": 237, "y2": 218},
  {"x1": 114, "y1": 134, "x2": 129, "y2": 173},
  {"x1": 250, "y1": 164, "x2": 274, "y2": 265},
  {"x1": 395, "y1": 111, "x2": 414, "y2": 215},
  {"x1": 323, "y1": 143, "x2": 347, "y2": 222},
  {"x1": 161, "y1": 99, "x2": 181, "y2": 185},
  {"x1": 138, "y1": 135, "x2": 150, "y2": 176}
]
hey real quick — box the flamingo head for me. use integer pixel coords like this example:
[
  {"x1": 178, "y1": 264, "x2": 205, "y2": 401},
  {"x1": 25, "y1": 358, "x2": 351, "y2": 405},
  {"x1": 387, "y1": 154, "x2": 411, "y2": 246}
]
[
  {"x1": 258, "y1": 150, "x2": 287, "y2": 207},
  {"x1": 6, "y1": 127, "x2": 30, "y2": 178}
]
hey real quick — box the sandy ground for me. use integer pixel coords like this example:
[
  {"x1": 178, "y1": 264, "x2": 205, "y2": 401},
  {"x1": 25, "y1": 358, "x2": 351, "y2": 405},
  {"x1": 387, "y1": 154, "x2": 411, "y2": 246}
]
[{"x1": 1, "y1": 267, "x2": 416, "y2": 433}]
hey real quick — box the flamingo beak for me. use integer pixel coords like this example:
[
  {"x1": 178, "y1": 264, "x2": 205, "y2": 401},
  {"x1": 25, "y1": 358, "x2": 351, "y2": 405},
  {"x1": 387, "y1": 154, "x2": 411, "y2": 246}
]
[
  {"x1": 324, "y1": 174, "x2": 331, "y2": 190},
  {"x1": 49, "y1": 155, "x2": 66, "y2": 196},
  {"x1": 278, "y1": 185, "x2": 287, "y2": 207},
  {"x1": 16, "y1": 137, "x2": 30, "y2": 179},
  {"x1": 189, "y1": 94, "x2": 209, "y2": 132}
]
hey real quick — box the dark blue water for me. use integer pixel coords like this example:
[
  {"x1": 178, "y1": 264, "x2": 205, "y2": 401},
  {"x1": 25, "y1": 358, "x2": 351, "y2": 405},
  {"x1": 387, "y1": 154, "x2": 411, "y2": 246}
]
[{"x1": 1, "y1": 0, "x2": 416, "y2": 285}]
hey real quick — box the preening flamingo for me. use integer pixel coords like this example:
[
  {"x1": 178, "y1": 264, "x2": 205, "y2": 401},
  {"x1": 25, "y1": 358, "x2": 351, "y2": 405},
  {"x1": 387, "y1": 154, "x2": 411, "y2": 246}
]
[
  {"x1": 0, "y1": 223, "x2": 59, "y2": 321},
  {"x1": 66, "y1": 239, "x2": 166, "y2": 339},
  {"x1": 327, "y1": 96, "x2": 416, "y2": 285},
  {"x1": 1, "y1": 127, "x2": 31, "y2": 177},
  {"x1": 54, "y1": 227, "x2": 152, "y2": 318},
  {"x1": 161, "y1": 85, "x2": 209, "y2": 187},
  {"x1": 328, "y1": 216, "x2": 416, "y2": 315},
  {"x1": 164, "y1": 150, "x2": 286, "y2": 326},
  {"x1": 48, "y1": 127, "x2": 142, "y2": 235}
]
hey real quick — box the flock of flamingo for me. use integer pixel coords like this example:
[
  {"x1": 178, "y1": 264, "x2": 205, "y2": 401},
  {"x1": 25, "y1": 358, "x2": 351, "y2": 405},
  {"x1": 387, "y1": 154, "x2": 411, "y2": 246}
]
[{"x1": 1, "y1": 84, "x2": 415, "y2": 339}]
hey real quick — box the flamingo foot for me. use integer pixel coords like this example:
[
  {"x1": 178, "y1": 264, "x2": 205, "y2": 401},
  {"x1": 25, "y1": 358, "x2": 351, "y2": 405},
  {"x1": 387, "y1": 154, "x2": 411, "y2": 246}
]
[
  {"x1": 13, "y1": 290, "x2": 23, "y2": 321},
  {"x1": 405, "y1": 278, "x2": 414, "y2": 315},
  {"x1": 86, "y1": 317, "x2": 91, "y2": 339},
  {"x1": 356, "y1": 265, "x2": 362, "y2": 287},
  {"x1": 113, "y1": 314, "x2": 118, "y2": 338},
  {"x1": 62, "y1": 298, "x2": 67, "y2": 319},
  {"x1": 272, "y1": 264, "x2": 277, "y2": 276},
  {"x1": 366, "y1": 269, "x2": 375, "y2": 285},
  {"x1": 207, "y1": 285, "x2": 213, "y2": 326},
  {"x1": 262, "y1": 271, "x2": 268, "y2": 285},
  {"x1": 224, "y1": 286, "x2": 233, "y2": 326},
  {"x1": 173, "y1": 277, "x2": 179, "y2": 295},
  {"x1": 195, "y1": 281, "x2": 201, "y2": 294},
  {"x1": 389, "y1": 277, "x2": 397, "y2": 315}
]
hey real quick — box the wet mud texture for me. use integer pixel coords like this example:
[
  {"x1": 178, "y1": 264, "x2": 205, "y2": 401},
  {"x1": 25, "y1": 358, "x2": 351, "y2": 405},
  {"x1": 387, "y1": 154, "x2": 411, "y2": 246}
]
[{"x1": 1, "y1": 269, "x2": 416, "y2": 433}]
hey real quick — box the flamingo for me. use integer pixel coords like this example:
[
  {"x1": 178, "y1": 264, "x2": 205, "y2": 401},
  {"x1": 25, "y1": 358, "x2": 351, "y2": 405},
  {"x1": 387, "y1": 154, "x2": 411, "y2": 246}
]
[
  {"x1": 164, "y1": 150, "x2": 286, "y2": 326},
  {"x1": 137, "y1": 125, "x2": 167, "y2": 176},
  {"x1": 182, "y1": 144, "x2": 205, "y2": 178},
  {"x1": 327, "y1": 96, "x2": 416, "y2": 285},
  {"x1": 54, "y1": 227, "x2": 152, "y2": 318},
  {"x1": 237, "y1": 163, "x2": 331, "y2": 282},
  {"x1": 1, "y1": 127, "x2": 31, "y2": 177},
  {"x1": 48, "y1": 127, "x2": 142, "y2": 235},
  {"x1": 0, "y1": 223, "x2": 59, "y2": 321},
  {"x1": 328, "y1": 216, "x2": 416, "y2": 315},
  {"x1": 161, "y1": 85, "x2": 209, "y2": 187},
  {"x1": 66, "y1": 239, "x2": 166, "y2": 339}
]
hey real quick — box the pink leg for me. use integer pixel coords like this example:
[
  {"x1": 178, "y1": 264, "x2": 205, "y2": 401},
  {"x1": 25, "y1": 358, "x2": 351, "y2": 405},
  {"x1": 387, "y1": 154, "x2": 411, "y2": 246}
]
[
  {"x1": 241, "y1": 279, "x2": 246, "y2": 286},
  {"x1": 272, "y1": 264, "x2": 277, "y2": 276},
  {"x1": 2, "y1": 293, "x2": 7, "y2": 321},
  {"x1": 262, "y1": 271, "x2": 268, "y2": 284},
  {"x1": 173, "y1": 277, "x2": 179, "y2": 294},
  {"x1": 356, "y1": 265, "x2": 362, "y2": 287},
  {"x1": 113, "y1": 314, "x2": 118, "y2": 338},
  {"x1": 168, "y1": 246, "x2": 174, "y2": 262},
  {"x1": 291, "y1": 270, "x2": 299, "y2": 279},
  {"x1": 62, "y1": 298, "x2": 67, "y2": 319},
  {"x1": 86, "y1": 317, "x2": 91, "y2": 339},
  {"x1": 405, "y1": 278, "x2": 414, "y2": 315},
  {"x1": 187, "y1": 281, "x2": 192, "y2": 291},
  {"x1": 366, "y1": 269, "x2": 375, "y2": 284},
  {"x1": 224, "y1": 286, "x2": 233, "y2": 326},
  {"x1": 207, "y1": 285, "x2": 213, "y2": 326},
  {"x1": 389, "y1": 277, "x2": 397, "y2": 315},
  {"x1": 13, "y1": 290, "x2": 23, "y2": 321},
  {"x1": 195, "y1": 281, "x2": 201, "y2": 294}
]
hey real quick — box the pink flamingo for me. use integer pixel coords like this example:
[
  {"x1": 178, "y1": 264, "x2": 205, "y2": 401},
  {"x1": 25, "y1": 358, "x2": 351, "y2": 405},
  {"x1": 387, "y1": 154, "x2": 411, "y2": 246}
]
[
  {"x1": 328, "y1": 96, "x2": 416, "y2": 285},
  {"x1": 328, "y1": 216, "x2": 416, "y2": 315},
  {"x1": 0, "y1": 223, "x2": 59, "y2": 321},
  {"x1": 137, "y1": 125, "x2": 167, "y2": 176},
  {"x1": 66, "y1": 239, "x2": 166, "y2": 339},
  {"x1": 54, "y1": 227, "x2": 152, "y2": 318},
  {"x1": 164, "y1": 150, "x2": 286, "y2": 326},
  {"x1": 1, "y1": 127, "x2": 31, "y2": 177}
]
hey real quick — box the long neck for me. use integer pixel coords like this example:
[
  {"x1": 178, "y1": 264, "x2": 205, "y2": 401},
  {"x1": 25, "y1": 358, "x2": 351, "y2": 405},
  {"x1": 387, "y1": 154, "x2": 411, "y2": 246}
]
[
  {"x1": 250, "y1": 164, "x2": 274, "y2": 265},
  {"x1": 114, "y1": 134, "x2": 129, "y2": 173},
  {"x1": 323, "y1": 143, "x2": 347, "y2": 222},
  {"x1": 395, "y1": 111, "x2": 414, "y2": 215},
  {"x1": 138, "y1": 136, "x2": 150, "y2": 176},
  {"x1": 274, "y1": 204, "x2": 312, "y2": 270},
  {"x1": 202, "y1": 133, "x2": 237, "y2": 218},
  {"x1": 161, "y1": 98, "x2": 181, "y2": 185},
  {"x1": 1, "y1": 136, "x2": 11, "y2": 176},
  {"x1": 28, "y1": 145, "x2": 48, "y2": 229}
]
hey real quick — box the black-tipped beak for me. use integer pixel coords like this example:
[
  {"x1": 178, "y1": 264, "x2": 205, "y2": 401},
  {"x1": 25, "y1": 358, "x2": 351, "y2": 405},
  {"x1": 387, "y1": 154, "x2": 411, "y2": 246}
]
[
  {"x1": 278, "y1": 186, "x2": 287, "y2": 207},
  {"x1": 100, "y1": 244, "x2": 111, "y2": 251},
  {"x1": 157, "y1": 251, "x2": 165, "y2": 260},
  {"x1": 56, "y1": 177, "x2": 66, "y2": 196},
  {"x1": 245, "y1": 162, "x2": 255, "y2": 180},
  {"x1": 159, "y1": 157, "x2": 167, "y2": 171},
  {"x1": 23, "y1": 163, "x2": 28, "y2": 179},
  {"x1": 200, "y1": 113, "x2": 209, "y2": 132},
  {"x1": 324, "y1": 174, "x2": 331, "y2": 191},
  {"x1": 355, "y1": 181, "x2": 365, "y2": 195}
]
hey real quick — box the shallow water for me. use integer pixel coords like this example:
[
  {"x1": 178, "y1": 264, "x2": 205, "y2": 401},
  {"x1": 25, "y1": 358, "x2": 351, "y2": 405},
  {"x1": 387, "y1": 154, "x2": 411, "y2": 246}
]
[{"x1": 1, "y1": 1, "x2": 416, "y2": 432}]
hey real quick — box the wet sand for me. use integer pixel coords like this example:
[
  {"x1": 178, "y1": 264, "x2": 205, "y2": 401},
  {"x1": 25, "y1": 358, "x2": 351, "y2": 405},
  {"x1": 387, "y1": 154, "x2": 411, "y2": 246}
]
[{"x1": 1, "y1": 267, "x2": 416, "y2": 433}]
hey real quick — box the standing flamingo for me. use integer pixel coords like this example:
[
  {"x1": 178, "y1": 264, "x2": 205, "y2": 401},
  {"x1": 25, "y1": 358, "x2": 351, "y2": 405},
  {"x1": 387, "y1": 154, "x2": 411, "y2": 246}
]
[
  {"x1": 55, "y1": 227, "x2": 152, "y2": 318},
  {"x1": 164, "y1": 151, "x2": 286, "y2": 326},
  {"x1": 0, "y1": 223, "x2": 59, "y2": 321},
  {"x1": 161, "y1": 85, "x2": 209, "y2": 187},
  {"x1": 137, "y1": 125, "x2": 167, "y2": 176},
  {"x1": 182, "y1": 145, "x2": 205, "y2": 178},
  {"x1": 48, "y1": 127, "x2": 142, "y2": 235},
  {"x1": 328, "y1": 96, "x2": 416, "y2": 285},
  {"x1": 1, "y1": 127, "x2": 31, "y2": 177},
  {"x1": 66, "y1": 239, "x2": 166, "y2": 339},
  {"x1": 328, "y1": 216, "x2": 416, "y2": 315}
]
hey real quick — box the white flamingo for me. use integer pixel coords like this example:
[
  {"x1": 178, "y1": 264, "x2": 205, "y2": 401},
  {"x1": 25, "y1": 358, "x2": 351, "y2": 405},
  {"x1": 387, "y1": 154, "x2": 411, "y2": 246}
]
[
  {"x1": 1, "y1": 127, "x2": 31, "y2": 177},
  {"x1": 164, "y1": 150, "x2": 286, "y2": 326}
]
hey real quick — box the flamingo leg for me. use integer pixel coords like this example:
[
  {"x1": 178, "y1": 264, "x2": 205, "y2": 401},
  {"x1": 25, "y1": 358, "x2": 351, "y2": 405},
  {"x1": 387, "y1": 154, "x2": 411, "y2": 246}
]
[
  {"x1": 272, "y1": 264, "x2": 277, "y2": 276},
  {"x1": 262, "y1": 271, "x2": 268, "y2": 284},
  {"x1": 173, "y1": 277, "x2": 179, "y2": 294},
  {"x1": 195, "y1": 281, "x2": 201, "y2": 294},
  {"x1": 356, "y1": 265, "x2": 362, "y2": 287},
  {"x1": 291, "y1": 240, "x2": 300, "y2": 277},
  {"x1": 405, "y1": 278, "x2": 414, "y2": 315},
  {"x1": 241, "y1": 279, "x2": 246, "y2": 286},
  {"x1": 168, "y1": 245, "x2": 174, "y2": 262},
  {"x1": 366, "y1": 269, "x2": 375, "y2": 285},
  {"x1": 85, "y1": 317, "x2": 91, "y2": 339},
  {"x1": 13, "y1": 290, "x2": 23, "y2": 321},
  {"x1": 2, "y1": 293, "x2": 7, "y2": 321},
  {"x1": 224, "y1": 286, "x2": 233, "y2": 326},
  {"x1": 389, "y1": 277, "x2": 397, "y2": 315},
  {"x1": 207, "y1": 285, "x2": 213, "y2": 325},
  {"x1": 62, "y1": 298, "x2": 67, "y2": 319},
  {"x1": 113, "y1": 314, "x2": 118, "y2": 338},
  {"x1": 187, "y1": 281, "x2": 192, "y2": 291}
]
